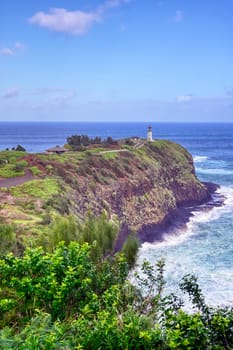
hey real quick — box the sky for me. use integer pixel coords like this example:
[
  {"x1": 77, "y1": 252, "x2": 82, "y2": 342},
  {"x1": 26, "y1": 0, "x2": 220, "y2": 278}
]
[{"x1": 1, "y1": 0, "x2": 233, "y2": 122}]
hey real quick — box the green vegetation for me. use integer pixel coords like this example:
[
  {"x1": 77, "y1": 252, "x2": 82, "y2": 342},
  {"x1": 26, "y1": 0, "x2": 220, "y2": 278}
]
[
  {"x1": 39, "y1": 215, "x2": 79, "y2": 251},
  {"x1": 0, "y1": 236, "x2": 233, "y2": 349},
  {"x1": 67, "y1": 134, "x2": 118, "y2": 150},
  {"x1": 0, "y1": 163, "x2": 25, "y2": 178},
  {"x1": 0, "y1": 150, "x2": 27, "y2": 162},
  {"x1": 0, "y1": 224, "x2": 16, "y2": 255},
  {"x1": 10, "y1": 178, "x2": 60, "y2": 200},
  {"x1": 39, "y1": 213, "x2": 118, "y2": 260},
  {"x1": 29, "y1": 166, "x2": 40, "y2": 175},
  {"x1": 148, "y1": 140, "x2": 190, "y2": 166},
  {"x1": 77, "y1": 212, "x2": 118, "y2": 260},
  {"x1": 102, "y1": 151, "x2": 119, "y2": 160},
  {"x1": 0, "y1": 152, "x2": 28, "y2": 177},
  {"x1": 122, "y1": 232, "x2": 139, "y2": 267}
]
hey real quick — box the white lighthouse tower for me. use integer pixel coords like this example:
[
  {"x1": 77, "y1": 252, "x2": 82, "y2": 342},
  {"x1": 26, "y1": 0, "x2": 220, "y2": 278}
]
[{"x1": 147, "y1": 125, "x2": 153, "y2": 142}]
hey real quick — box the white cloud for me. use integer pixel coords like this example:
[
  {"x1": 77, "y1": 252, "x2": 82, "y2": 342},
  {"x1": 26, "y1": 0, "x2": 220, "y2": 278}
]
[
  {"x1": 176, "y1": 94, "x2": 193, "y2": 103},
  {"x1": 0, "y1": 42, "x2": 25, "y2": 56},
  {"x1": 99, "y1": 0, "x2": 131, "y2": 12},
  {"x1": 29, "y1": 8, "x2": 100, "y2": 35},
  {"x1": 29, "y1": 0, "x2": 131, "y2": 35},
  {"x1": 0, "y1": 48, "x2": 14, "y2": 56},
  {"x1": 2, "y1": 88, "x2": 20, "y2": 99},
  {"x1": 173, "y1": 10, "x2": 183, "y2": 23}
]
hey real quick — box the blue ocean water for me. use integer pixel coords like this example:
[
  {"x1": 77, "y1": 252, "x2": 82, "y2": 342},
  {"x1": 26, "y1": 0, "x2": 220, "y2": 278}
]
[{"x1": 0, "y1": 122, "x2": 233, "y2": 306}]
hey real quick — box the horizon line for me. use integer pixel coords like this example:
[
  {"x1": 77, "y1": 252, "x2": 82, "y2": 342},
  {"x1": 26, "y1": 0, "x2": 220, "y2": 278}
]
[{"x1": 0, "y1": 121, "x2": 233, "y2": 124}]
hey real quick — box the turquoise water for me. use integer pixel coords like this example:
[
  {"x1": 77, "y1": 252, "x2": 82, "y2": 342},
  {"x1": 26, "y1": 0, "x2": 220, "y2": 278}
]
[{"x1": 0, "y1": 122, "x2": 233, "y2": 306}]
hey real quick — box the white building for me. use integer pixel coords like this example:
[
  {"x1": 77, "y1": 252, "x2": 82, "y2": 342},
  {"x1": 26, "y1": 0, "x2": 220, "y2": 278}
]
[{"x1": 147, "y1": 125, "x2": 153, "y2": 142}]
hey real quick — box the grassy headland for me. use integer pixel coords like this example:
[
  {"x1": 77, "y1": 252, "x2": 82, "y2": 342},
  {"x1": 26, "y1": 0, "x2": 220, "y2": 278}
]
[{"x1": 0, "y1": 139, "x2": 211, "y2": 252}]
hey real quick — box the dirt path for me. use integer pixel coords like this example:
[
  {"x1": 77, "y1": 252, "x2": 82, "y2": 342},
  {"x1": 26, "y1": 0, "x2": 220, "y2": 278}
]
[
  {"x1": 99, "y1": 149, "x2": 128, "y2": 154},
  {"x1": 0, "y1": 170, "x2": 35, "y2": 188}
]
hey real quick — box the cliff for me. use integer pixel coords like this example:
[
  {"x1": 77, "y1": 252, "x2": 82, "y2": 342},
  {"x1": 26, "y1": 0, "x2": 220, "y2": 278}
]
[
  {"x1": 0, "y1": 140, "x2": 214, "y2": 247},
  {"x1": 63, "y1": 141, "x2": 211, "y2": 247}
]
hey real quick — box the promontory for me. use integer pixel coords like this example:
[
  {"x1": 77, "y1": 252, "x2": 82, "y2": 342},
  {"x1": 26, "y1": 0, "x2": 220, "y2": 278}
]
[{"x1": 0, "y1": 139, "x2": 215, "y2": 251}]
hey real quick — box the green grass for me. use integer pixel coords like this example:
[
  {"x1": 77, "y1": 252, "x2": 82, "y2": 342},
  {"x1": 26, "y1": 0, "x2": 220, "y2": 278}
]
[
  {"x1": 29, "y1": 166, "x2": 41, "y2": 176},
  {"x1": 10, "y1": 178, "x2": 60, "y2": 200},
  {"x1": 102, "y1": 152, "x2": 119, "y2": 160},
  {"x1": 0, "y1": 151, "x2": 28, "y2": 178},
  {"x1": 122, "y1": 144, "x2": 133, "y2": 150},
  {"x1": 149, "y1": 140, "x2": 169, "y2": 149},
  {"x1": 84, "y1": 148, "x2": 106, "y2": 154},
  {"x1": 0, "y1": 163, "x2": 25, "y2": 178},
  {"x1": 40, "y1": 151, "x2": 86, "y2": 164},
  {"x1": 0, "y1": 150, "x2": 27, "y2": 162}
]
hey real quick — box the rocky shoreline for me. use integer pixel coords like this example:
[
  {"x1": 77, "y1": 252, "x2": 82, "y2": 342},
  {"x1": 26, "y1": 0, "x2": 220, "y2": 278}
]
[{"x1": 115, "y1": 182, "x2": 222, "y2": 250}]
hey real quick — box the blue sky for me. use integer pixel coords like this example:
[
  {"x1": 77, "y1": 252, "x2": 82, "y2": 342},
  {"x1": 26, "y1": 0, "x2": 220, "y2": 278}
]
[{"x1": 1, "y1": 0, "x2": 233, "y2": 122}]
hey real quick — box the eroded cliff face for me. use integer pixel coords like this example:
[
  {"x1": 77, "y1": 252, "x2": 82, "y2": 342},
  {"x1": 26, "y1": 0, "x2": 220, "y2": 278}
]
[{"x1": 55, "y1": 140, "x2": 211, "y2": 245}]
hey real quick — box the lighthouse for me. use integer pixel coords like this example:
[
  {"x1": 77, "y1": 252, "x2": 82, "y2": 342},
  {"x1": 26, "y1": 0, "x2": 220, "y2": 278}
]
[{"x1": 147, "y1": 125, "x2": 153, "y2": 142}]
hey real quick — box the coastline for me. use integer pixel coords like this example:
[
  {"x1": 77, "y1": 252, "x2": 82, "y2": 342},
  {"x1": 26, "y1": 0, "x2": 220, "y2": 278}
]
[
  {"x1": 0, "y1": 140, "x2": 222, "y2": 255},
  {"x1": 138, "y1": 182, "x2": 222, "y2": 244},
  {"x1": 115, "y1": 182, "x2": 222, "y2": 250}
]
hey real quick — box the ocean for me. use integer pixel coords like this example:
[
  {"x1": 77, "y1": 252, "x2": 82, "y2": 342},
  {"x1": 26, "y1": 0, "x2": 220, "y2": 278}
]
[{"x1": 0, "y1": 122, "x2": 233, "y2": 307}]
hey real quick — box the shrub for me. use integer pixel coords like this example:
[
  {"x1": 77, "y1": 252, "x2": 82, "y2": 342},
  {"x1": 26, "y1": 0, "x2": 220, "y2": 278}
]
[
  {"x1": 122, "y1": 233, "x2": 139, "y2": 267},
  {"x1": 30, "y1": 166, "x2": 40, "y2": 175},
  {"x1": 41, "y1": 215, "x2": 78, "y2": 251},
  {"x1": 14, "y1": 163, "x2": 25, "y2": 173},
  {"x1": 78, "y1": 212, "x2": 119, "y2": 261},
  {"x1": 0, "y1": 224, "x2": 16, "y2": 255},
  {"x1": 1, "y1": 246, "x2": 233, "y2": 349},
  {"x1": 45, "y1": 194, "x2": 70, "y2": 214}
]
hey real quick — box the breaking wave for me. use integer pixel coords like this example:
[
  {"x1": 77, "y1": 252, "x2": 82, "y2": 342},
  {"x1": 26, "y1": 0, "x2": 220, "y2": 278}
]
[
  {"x1": 193, "y1": 155, "x2": 208, "y2": 163},
  {"x1": 137, "y1": 185, "x2": 233, "y2": 307}
]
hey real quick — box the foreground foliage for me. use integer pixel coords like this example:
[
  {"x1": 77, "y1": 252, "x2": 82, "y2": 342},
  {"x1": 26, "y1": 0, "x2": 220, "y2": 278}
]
[{"x1": 1, "y1": 241, "x2": 233, "y2": 349}]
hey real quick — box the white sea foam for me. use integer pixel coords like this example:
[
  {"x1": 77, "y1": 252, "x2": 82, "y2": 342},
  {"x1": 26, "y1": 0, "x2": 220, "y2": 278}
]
[
  {"x1": 135, "y1": 185, "x2": 233, "y2": 308},
  {"x1": 140, "y1": 185, "x2": 233, "y2": 251},
  {"x1": 196, "y1": 167, "x2": 233, "y2": 175},
  {"x1": 217, "y1": 185, "x2": 233, "y2": 210},
  {"x1": 193, "y1": 155, "x2": 208, "y2": 163}
]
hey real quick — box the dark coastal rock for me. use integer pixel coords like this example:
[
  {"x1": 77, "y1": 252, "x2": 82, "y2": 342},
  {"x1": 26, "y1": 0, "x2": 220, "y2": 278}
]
[{"x1": 202, "y1": 181, "x2": 220, "y2": 194}]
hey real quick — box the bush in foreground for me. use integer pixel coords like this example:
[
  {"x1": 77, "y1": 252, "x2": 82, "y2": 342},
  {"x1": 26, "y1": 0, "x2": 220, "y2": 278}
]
[{"x1": 1, "y1": 241, "x2": 233, "y2": 349}]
